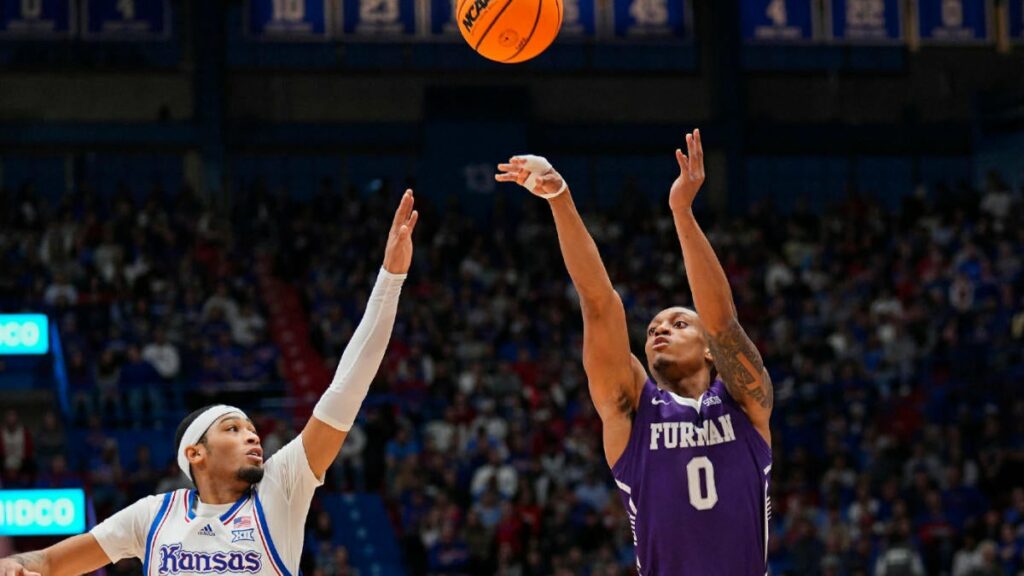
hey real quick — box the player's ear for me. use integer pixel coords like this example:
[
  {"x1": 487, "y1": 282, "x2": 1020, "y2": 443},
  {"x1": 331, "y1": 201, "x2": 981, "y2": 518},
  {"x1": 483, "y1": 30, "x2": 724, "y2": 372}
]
[
  {"x1": 706, "y1": 350, "x2": 718, "y2": 383},
  {"x1": 186, "y1": 444, "x2": 204, "y2": 464}
]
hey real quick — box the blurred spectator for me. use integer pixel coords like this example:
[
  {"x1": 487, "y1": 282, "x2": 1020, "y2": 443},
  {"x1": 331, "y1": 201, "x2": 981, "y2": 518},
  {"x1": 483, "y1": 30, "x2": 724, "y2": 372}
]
[
  {"x1": 875, "y1": 524, "x2": 926, "y2": 576},
  {"x1": 316, "y1": 544, "x2": 357, "y2": 576},
  {"x1": 36, "y1": 454, "x2": 81, "y2": 489},
  {"x1": 385, "y1": 426, "x2": 421, "y2": 470},
  {"x1": 470, "y1": 449, "x2": 518, "y2": 501},
  {"x1": 32, "y1": 410, "x2": 64, "y2": 471},
  {"x1": 427, "y1": 523, "x2": 469, "y2": 573},
  {"x1": 968, "y1": 540, "x2": 1006, "y2": 576},
  {"x1": 0, "y1": 410, "x2": 33, "y2": 485},
  {"x1": 142, "y1": 328, "x2": 180, "y2": 381},
  {"x1": 43, "y1": 272, "x2": 78, "y2": 307},
  {"x1": 331, "y1": 423, "x2": 366, "y2": 492},
  {"x1": 126, "y1": 445, "x2": 160, "y2": 501},
  {"x1": 232, "y1": 300, "x2": 266, "y2": 347}
]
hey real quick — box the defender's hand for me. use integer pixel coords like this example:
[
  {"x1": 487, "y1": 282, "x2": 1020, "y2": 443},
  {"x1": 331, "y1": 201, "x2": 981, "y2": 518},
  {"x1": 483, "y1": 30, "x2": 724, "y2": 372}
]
[
  {"x1": 382, "y1": 189, "x2": 418, "y2": 275},
  {"x1": 495, "y1": 155, "x2": 567, "y2": 199},
  {"x1": 669, "y1": 129, "x2": 705, "y2": 212}
]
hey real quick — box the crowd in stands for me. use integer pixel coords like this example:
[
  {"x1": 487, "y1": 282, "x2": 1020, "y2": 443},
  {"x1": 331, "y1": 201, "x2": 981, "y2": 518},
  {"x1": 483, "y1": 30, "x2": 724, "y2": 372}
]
[{"x1": 0, "y1": 171, "x2": 1022, "y2": 575}]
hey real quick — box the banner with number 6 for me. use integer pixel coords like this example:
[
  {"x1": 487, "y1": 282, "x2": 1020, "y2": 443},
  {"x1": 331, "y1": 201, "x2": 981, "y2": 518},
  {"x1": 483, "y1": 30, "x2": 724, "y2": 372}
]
[{"x1": 914, "y1": 0, "x2": 992, "y2": 44}]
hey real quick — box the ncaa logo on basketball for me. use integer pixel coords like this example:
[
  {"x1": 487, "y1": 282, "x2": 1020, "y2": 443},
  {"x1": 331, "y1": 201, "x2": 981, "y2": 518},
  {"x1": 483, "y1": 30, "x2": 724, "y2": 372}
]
[{"x1": 461, "y1": 0, "x2": 492, "y2": 32}]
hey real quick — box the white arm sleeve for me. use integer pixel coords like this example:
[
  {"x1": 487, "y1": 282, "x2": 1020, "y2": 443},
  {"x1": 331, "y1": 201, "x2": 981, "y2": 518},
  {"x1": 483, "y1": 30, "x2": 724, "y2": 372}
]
[{"x1": 312, "y1": 267, "x2": 405, "y2": 431}]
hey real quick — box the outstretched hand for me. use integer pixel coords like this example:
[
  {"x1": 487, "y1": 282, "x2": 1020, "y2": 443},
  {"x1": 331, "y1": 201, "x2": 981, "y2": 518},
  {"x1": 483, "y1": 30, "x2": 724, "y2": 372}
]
[
  {"x1": 669, "y1": 129, "x2": 705, "y2": 212},
  {"x1": 495, "y1": 155, "x2": 567, "y2": 199},
  {"x1": 382, "y1": 189, "x2": 418, "y2": 275}
]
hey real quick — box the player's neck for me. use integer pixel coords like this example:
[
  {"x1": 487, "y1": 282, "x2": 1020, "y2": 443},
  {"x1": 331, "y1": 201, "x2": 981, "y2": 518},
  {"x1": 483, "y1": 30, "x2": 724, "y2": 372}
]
[
  {"x1": 656, "y1": 369, "x2": 711, "y2": 400},
  {"x1": 193, "y1": 478, "x2": 249, "y2": 505}
]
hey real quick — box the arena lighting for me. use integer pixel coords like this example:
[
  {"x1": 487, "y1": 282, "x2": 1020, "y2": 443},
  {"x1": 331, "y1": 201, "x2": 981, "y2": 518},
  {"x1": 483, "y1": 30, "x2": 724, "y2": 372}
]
[
  {"x1": 0, "y1": 489, "x2": 86, "y2": 536},
  {"x1": 0, "y1": 314, "x2": 49, "y2": 355}
]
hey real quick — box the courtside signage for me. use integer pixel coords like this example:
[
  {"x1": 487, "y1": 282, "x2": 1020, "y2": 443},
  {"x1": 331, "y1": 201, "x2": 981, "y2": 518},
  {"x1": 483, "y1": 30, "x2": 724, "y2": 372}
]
[
  {"x1": 0, "y1": 314, "x2": 48, "y2": 355},
  {"x1": 0, "y1": 489, "x2": 86, "y2": 536}
]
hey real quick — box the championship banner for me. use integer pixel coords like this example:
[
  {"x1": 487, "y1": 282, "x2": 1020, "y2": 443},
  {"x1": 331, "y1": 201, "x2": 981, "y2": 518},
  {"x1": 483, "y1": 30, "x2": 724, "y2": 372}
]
[
  {"x1": 427, "y1": 0, "x2": 460, "y2": 36},
  {"x1": 915, "y1": 0, "x2": 991, "y2": 43},
  {"x1": 559, "y1": 0, "x2": 597, "y2": 37},
  {"x1": 429, "y1": 0, "x2": 596, "y2": 38},
  {"x1": 245, "y1": 0, "x2": 331, "y2": 40},
  {"x1": 342, "y1": 0, "x2": 419, "y2": 37},
  {"x1": 741, "y1": 0, "x2": 816, "y2": 42},
  {"x1": 611, "y1": 0, "x2": 689, "y2": 39},
  {"x1": 827, "y1": 0, "x2": 902, "y2": 42},
  {"x1": 1010, "y1": 0, "x2": 1023, "y2": 43},
  {"x1": 82, "y1": 0, "x2": 170, "y2": 40},
  {"x1": 0, "y1": 0, "x2": 74, "y2": 38}
]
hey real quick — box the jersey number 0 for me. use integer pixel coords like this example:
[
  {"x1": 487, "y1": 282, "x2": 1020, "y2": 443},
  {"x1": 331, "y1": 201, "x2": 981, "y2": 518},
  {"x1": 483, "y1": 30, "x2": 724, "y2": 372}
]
[{"x1": 685, "y1": 457, "x2": 718, "y2": 510}]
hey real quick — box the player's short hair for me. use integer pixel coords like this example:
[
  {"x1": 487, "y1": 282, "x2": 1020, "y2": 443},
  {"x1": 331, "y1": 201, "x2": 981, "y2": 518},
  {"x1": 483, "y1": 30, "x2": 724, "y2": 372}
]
[{"x1": 174, "y1": 404, "x2": 221, "y2": 451}]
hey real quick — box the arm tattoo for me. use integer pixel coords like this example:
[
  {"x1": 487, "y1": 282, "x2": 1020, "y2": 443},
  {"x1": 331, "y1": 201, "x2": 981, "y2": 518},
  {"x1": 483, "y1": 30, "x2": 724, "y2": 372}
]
[
  {"x1": 10, "y1": 550, "x2": 48, "y2": 569},
  {"x1": 707, "y1": 319, "x2": 774, "y2": 411}
]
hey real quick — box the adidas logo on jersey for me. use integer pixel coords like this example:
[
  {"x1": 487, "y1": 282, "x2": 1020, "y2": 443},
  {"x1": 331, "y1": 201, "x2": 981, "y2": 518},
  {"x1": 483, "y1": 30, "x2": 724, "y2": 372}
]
[{"x1": 198, "y1": 524, "x2": 216, "y2": 537}]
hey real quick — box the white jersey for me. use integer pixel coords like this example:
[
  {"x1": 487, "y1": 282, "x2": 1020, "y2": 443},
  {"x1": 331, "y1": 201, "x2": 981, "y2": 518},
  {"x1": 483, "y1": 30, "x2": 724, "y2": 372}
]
[{"x1": 91, "y1": 436, "x2": 323, "y2": 575}]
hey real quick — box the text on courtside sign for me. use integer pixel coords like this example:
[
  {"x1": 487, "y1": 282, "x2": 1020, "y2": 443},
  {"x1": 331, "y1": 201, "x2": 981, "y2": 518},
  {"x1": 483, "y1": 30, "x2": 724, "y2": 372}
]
[
  {"x1": 0, "y1": 489, "x2": 86, "y2": 536},
  {"x1": 0, "y1": 314, "x2": 49, "y2": 355}
]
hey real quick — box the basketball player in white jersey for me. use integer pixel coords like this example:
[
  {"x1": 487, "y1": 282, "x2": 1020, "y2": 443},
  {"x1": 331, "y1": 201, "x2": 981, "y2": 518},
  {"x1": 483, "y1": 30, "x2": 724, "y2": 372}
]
[{"x1": 0, "y1": 190, "x2": 419, "y2": 576}]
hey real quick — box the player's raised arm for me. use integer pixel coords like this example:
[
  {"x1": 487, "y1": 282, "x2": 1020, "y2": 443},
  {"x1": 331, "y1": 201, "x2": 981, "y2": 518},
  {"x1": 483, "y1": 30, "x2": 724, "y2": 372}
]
[
  {"x1": 669, "y1": 130, "x2": 772, "y2": 444},
  {"x1": 1, "y1": 533, "x2": 111, "y2": 576},
  {"x1": 300, "y1": 189, "x2": 418, "y2": 478},
  {"x1": 496, "y1": 156, "x2": 645, "y2": 466}
]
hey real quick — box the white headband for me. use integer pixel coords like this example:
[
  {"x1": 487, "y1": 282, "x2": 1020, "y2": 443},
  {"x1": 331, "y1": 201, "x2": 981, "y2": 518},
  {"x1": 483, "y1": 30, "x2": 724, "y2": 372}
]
[{"x1": 177, "y1": 405, "x2": 248, "y2": 482}]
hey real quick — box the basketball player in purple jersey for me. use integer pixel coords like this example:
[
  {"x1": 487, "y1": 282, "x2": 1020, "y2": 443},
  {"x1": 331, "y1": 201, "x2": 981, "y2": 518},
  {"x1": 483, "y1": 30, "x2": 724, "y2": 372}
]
[{"x1": 496, "y1": 129, "x2": 773, "y2": 575}]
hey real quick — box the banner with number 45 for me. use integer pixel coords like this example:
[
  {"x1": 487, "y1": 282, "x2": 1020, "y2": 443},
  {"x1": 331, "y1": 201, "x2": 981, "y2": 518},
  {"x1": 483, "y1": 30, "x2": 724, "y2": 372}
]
[{"x1": 611, "y1": 0, "x2": 689, "y2": 39}]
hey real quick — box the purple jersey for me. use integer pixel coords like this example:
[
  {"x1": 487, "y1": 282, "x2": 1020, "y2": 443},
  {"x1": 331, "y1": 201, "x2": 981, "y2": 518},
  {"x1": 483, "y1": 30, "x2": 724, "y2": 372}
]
[{"x1": 611, "y1": 378, "x2": 772, "y2": 575}]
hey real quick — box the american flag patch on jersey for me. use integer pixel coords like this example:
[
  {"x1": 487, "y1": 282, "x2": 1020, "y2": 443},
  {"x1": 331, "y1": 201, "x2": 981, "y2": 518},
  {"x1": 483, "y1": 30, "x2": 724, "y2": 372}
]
[{"x1": 233, "y1": 516, "x2": 252, "y2": 529}]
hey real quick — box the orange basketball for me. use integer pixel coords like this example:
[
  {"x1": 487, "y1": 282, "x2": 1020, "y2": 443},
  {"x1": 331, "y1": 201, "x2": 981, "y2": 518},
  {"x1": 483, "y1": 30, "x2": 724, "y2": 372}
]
[{"x1": 457, "y1": 0, "x2": 563, "y2": 63}]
